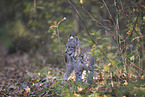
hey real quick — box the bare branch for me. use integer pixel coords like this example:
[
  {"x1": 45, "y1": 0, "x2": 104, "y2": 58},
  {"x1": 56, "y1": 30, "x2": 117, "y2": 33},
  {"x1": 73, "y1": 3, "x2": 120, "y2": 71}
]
[
  {"x1": 68, "y1": 0, "x2": 111, "y2": 63},
  {"x1": 102, "y1": 0, "x2": 115, "y2": 26},
  {"x1": 68, "y1": 0, "x2": 96, "y2": 45},
  {"x1": 131, "y1": 35, "x2": 145, "y2": 42}
]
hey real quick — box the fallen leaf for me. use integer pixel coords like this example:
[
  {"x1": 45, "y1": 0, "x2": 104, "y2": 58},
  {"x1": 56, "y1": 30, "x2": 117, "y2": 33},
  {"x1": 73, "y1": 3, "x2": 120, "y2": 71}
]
[
  {"x1": 117, "y1": 36, "x2": 119, "y2": 40},
  {"x1": 127, "y1": 31, "x2": 131, "y2": 35},
  {"x1": 80, "y1": 0, "x2": 83, "y2": 4},
  {"x1": 124, "y1": 80, "x2": 128, "y2": 86},
  {"x1": 25, "y1": 86, "x2": 30, "y2": 92},
  {"x1": 130, "y1": 55, "x2": 134, "y2": 61}
]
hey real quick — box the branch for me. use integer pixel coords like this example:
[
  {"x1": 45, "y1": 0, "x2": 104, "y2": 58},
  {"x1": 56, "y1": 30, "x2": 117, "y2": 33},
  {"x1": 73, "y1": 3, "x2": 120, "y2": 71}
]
[
  {"x1": 102, "y1": 0, "x2": 115, "y2": 26},
  {"x1": 73, "y1": 1, "x2": 111, "y2": 31},
  {"x1": 119, "y1": 0, "x2": 130, "y2": 24},
  {"x1": 131, "y1": 35, "x2": 145, "y2": 42},
  {"x1": 68, "y1": 0, "x2": 96, "y2": 45},
  {"x1": 68, "y1": 0, "x2": 111, "y2": 62}
]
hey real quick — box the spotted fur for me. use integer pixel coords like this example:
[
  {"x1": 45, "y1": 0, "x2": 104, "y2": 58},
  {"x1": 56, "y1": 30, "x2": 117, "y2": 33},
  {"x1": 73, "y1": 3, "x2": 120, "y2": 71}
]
[{"x1": 63, "y1": 36, "x2": 95, "y2": 84}]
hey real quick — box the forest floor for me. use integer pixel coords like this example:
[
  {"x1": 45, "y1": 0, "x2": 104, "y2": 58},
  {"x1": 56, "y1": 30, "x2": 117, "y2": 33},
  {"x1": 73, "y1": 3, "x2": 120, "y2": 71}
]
[
  {"x1": 0, "y1": 43, "x2": 145, "y2": 97},
  {"x1": 0, "y1": 43, "x2": 107, "y2": 97},
  {"x1": 0, "y1": 43, "x2": 64, "y2": 96}
]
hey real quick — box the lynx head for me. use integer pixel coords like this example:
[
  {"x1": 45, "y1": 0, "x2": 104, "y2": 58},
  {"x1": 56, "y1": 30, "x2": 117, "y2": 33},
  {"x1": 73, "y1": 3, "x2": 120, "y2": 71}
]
[{"x1": 65, "y1": 36, "x2": 79, "y2": 57}]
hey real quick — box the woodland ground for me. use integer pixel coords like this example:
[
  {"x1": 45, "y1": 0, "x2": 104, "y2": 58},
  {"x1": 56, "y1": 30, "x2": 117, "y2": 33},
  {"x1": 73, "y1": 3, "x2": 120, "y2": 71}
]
[
  {"x1": 0, "y1": 42, "x2": 145, "y2": 97},
  {"x1": 0, "y1": 43, "x2": 63, "y2": 96},
  {"x1": 0, "y1": 42, "x2": 110, "y2": 97}
]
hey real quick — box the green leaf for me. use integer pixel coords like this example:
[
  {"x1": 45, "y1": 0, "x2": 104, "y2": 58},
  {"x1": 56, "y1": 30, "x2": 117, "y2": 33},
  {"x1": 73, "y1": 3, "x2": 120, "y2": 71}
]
[
  {"x1": 107, "y1": 53, "x2": 113, "y2": 58},
  {"x1": 80, "y1": 43, "x2": 89, "y2": 48},
  {"x1": 104, "y1": 65, "x2": 109, "y2": 71},
  {"x1": 97, "y1": 45, "x2": 103, "y2": 48}
]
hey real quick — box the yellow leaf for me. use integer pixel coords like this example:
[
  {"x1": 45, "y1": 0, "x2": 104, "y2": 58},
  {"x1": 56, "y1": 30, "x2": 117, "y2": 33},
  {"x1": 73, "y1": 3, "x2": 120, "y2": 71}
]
[
  {"x1": 130, "y1": 55, "x2": 134, "y2": 60},
  {"x1": 108, "y1": 63, "x2": 111, "y2": 66},
  {"x1": 36, "y1": 78, "x2": 40, "y2": 82},
  {"x1": 34, "y1": 35, "x2": 41, "y2": 38},
  {"x1": 88, "y1": 70, "x2": 90, "y2": 74},
  {"x1": 141, "y1": 75, "x2": 144, "y2": 79},
  {"x1": 77, "y1": 87, "x2": 83, "y2": 91},
  {"x1": 19, "y1": 90, "x2": 23, "y2": 92},
  {"x1": 141, "y1": 5, "x2": 145, "y2": 9},
  {"x1": 124, "y1": 80, "x2": 128, "y2": 86},
  {"x1": 104, "y1": 95, "x2": 107, "y2": 97},
  {"x1": 80, "y1": 0, "x2": 83, "y2": 4},
  {"x1": 73, "y1": 93, "x2": 80, "y2": 97},
  {"x1": 127, "y1": 31, "x2": 131, "y2": 35},
  {"x1": 25, "y1": 86, "x2": 30, "y2": 92},
  {"x1": 68, "y1": 71, "x2": 75, "y2": 80},
  {"x1": 104, "y1": 65, "x2": 109, "y2": 71},
  {"x1": 110, "y1": 60, "x2": 115, "y2": 66},
  {"x1": 117, "y1": 36, "x2": 119, "y2": 40}
]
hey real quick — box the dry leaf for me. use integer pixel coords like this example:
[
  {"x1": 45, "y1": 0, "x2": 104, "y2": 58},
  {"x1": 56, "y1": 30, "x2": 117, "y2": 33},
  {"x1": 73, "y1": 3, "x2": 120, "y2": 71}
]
[
  {"x1": 124, "y1": 80, "x2": 128, "y2": 86},
  {"x1": 130, "y1": 55, "x2": 134, "y2": 61},
  {"x1": 117, "y1": 36, "x2": 119, "y2": 40},
  {"x1": 80, "y1": 0, "x2": 83, "y2": 4},
  {"x1": 127, "y1": 31, "x2": 131, "y2": 35},
  {"x1": 25, "y1": 86, "x2": 30, "y2": 92}
]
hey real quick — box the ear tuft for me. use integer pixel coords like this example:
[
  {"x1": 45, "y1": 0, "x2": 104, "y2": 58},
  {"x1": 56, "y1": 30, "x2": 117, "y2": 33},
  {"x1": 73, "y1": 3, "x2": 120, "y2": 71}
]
[
  {"x1": 68, "y1": 35, "x2": 74, "y2": 41},
  {"x1": 75, "y1": 36, "x2": 79, "y2": 45},
  {"x1": 69, "y1": 36, "x2": 74, "y2": 39}
]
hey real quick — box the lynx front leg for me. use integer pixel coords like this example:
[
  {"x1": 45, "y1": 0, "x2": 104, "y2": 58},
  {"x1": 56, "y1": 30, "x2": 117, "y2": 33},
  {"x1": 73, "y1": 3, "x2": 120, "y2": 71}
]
[
  {"x1": 63, "y1": 62, "x2": 74, "y2": 81},
  {"x1": 74, "y1": 61, "x2": 83, "y2": 83},
  {"x1": 63, "y1": 55, "x2": 74, "y2": 81},
  {"x1": 87, "y1": 67, "x2": 94, "y2": 84},
  {"x1": 87, "y1": 57, "x2": 95, "y2": 84}
]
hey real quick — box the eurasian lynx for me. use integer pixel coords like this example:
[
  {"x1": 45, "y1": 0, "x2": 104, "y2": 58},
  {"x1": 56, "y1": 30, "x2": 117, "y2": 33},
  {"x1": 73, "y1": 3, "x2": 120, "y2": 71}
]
[{"x1": 63, "y1": 36, "x2": 95, "y2": 84}]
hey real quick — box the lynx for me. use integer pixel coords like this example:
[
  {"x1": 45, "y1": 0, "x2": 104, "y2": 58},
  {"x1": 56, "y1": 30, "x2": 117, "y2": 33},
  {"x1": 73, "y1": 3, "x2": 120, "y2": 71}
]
[{"x1": 63, "y1": 36, "x2": 95, "y2": 84}]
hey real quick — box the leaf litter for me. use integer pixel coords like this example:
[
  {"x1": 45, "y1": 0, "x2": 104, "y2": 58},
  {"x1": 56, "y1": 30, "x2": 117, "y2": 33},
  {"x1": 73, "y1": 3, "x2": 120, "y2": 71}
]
[{"x1": 0, "y1": 46, "x2": 61, "y2": 96}]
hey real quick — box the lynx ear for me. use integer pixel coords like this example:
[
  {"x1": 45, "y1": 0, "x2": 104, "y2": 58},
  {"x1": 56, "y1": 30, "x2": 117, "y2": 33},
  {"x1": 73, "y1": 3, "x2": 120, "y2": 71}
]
[
  {"x1": 69, "y1": 36, "x2": 74, "y2": 39},
  {"x1": 68, "y1": 35, "x2": 74, "y2": 41}
]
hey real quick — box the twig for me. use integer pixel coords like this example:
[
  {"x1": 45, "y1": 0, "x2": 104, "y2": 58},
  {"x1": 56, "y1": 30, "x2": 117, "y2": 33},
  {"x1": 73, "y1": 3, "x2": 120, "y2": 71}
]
[
  {"x1": 74, "y1": 0, "x2": 120, "y2": 50},
  {"x1": 110, "y1": 72, "x2": 114, "y2": 87},
  {"x1": 102, "y1": 0, "x2": 115, "y2": 26},
  {"x1": 119, "y1": 0, "x2": 130, "y2": 24},
  {"x1": 68, "y1": 0, "x2": 111, "y2": 62},
  {"x1": 73, "y1": 1, "x2": 111, "y2": 31},
  {"x1": 68, "y1": 0, "x2": 96, "y2": 44},
  {"x1": 34, "y1": 0, "x2": 36, "y2": 9},
  {"x1": 49, "y1": 17, "x2": 66, "y2": 55},
  {"x1": 57, "y1": 17, "x2": 66, "y2": 55},
  {"x1": 132, "y1": 12, "x2": 140, "y2": 36},
  {"x1": 130, "y1": 61, "x2": 145, "y2": 73},
  {"x1": 131, "y1": 35, "x2": 145, "y2": 42},
  {"x1": 56, "y1": 17, "x2": 66, "y2": 38}
]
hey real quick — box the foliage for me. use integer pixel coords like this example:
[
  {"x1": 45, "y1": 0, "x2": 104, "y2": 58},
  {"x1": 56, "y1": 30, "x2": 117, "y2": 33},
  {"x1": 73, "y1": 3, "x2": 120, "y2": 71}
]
[
  {"x1": 0, "y1": 53, "x2": 144, "y2": 96},
  {"x1": 0, "y1": 0, "x2": 145, "y2": 96}
]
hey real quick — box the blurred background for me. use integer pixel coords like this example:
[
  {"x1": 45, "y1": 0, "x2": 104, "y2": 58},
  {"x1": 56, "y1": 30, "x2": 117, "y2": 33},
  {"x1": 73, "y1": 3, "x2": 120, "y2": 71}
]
[{"x1": 0, "y1": 0, "x2": 145, "y2": 96}]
